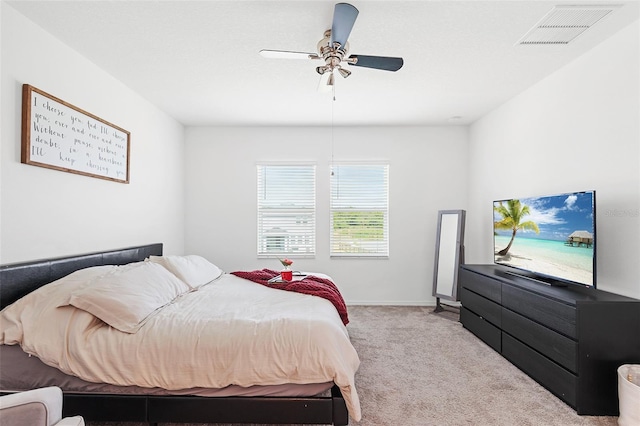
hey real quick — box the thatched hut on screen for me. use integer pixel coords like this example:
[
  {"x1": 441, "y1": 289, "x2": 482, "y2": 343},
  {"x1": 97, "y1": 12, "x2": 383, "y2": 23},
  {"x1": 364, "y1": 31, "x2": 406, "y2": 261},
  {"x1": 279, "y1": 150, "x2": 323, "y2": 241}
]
[{"x1": 565, "y1": 230, "x2": 593, "y2": 248}]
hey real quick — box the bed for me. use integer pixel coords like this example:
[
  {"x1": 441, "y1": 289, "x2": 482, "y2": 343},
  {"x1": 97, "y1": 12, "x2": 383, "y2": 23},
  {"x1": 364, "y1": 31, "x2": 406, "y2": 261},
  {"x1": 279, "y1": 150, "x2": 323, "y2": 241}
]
[{"x1": 0, "y1": 243, "x2": 359, "y2": 425}]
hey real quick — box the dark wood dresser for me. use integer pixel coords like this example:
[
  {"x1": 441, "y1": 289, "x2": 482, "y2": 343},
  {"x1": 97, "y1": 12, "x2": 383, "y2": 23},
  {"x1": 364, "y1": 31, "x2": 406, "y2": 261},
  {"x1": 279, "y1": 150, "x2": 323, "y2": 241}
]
[{"x1": 459, "y1": 264, "x2": 640, "y2": 415}]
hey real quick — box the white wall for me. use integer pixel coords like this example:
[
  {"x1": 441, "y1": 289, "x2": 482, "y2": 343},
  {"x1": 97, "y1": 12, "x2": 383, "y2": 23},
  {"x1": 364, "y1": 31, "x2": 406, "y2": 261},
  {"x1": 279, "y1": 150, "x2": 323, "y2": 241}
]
[
  {"x1": 0, "y1": 2, "x2": 3, "y2": 263},
  {"x1": 185, "y1": 126, "x2": 468, "y2": 305},
  {"x1": 1, "y1": 3, "x2": 185, "y2": 263},
  {"x1": 4, "y1": 2, "x2": 636, "y2": 302},
  {"x1": 467, "y1": 20, "x2": 640, "y2": 298}
]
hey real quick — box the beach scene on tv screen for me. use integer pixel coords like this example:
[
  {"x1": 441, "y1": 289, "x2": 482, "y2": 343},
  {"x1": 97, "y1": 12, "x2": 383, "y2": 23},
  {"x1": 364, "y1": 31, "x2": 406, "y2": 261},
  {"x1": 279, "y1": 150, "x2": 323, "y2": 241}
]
[{"x1": 493, "y1": 192, "x2": 594, "y2": 286}]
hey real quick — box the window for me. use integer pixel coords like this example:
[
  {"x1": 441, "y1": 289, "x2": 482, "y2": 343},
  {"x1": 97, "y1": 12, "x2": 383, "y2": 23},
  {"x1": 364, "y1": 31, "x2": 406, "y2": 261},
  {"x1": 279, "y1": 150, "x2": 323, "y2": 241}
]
[
  {"x1": 257, "y1": 164, "x2": 315, "y2": 257},
  {"x1": 330, "y1": 163, "x2": 389, "y2": 257}
]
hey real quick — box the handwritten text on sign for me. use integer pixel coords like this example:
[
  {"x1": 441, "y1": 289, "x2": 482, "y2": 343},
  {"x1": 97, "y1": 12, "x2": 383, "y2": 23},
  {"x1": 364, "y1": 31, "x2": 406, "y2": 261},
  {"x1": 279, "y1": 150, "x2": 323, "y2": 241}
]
[{"x1": 22, "y1": 85, "x2": 130, "y2": 183}]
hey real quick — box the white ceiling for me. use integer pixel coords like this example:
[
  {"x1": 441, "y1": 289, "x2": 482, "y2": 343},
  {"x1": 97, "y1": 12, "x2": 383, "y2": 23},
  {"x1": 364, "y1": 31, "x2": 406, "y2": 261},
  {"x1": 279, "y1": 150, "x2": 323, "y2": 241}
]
[{"x1": 7, "y1": 0, "x2": 639, "y2": 126}]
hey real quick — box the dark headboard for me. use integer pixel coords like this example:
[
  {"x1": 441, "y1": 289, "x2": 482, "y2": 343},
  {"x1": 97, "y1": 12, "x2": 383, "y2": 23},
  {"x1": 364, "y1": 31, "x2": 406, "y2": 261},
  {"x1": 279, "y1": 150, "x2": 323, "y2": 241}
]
[{"x1": 0, "y1": 243, "x2": 163, "y2": 309}]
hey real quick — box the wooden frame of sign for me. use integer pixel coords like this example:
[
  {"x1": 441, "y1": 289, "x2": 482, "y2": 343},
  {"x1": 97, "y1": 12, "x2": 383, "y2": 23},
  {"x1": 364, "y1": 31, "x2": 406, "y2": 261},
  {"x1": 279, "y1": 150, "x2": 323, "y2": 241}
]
[{"x1": 21, "y1": 84, "x2": 130, "y2": 184}]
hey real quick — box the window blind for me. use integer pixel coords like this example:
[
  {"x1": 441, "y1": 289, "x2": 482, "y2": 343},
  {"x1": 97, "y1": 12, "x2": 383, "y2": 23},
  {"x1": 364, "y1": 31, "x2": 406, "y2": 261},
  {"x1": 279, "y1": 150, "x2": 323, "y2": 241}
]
[
  {"x1": 330, "y1": 163, "x2": 389, "y2": 257},
  {"x1": 257, "y1": 164, "x2": 315, "y2": 256}
]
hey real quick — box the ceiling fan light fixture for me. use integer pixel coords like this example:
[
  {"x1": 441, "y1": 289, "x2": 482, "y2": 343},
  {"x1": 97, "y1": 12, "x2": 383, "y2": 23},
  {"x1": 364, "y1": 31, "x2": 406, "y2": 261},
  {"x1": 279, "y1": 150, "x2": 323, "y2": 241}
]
[
  {"x1": 317, "y1": 71, "x2": 336, "y2": 93},
  {"x1": 337, "y1": 67, "x2": 351, "y2": 78}
]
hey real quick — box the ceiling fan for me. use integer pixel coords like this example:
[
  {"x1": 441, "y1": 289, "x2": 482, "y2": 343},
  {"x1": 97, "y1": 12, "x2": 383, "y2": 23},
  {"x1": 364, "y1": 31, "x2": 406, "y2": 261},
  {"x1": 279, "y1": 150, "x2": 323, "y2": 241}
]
[{"x1": 259, "y1": 3, "x2": 404, "y2": 90}]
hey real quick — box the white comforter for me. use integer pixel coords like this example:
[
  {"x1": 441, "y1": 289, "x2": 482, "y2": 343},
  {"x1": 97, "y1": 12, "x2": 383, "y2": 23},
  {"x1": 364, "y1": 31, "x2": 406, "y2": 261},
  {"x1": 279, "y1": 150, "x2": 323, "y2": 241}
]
[{"x1": 0, "y1": 269, "x2": 361, "y2": 421}]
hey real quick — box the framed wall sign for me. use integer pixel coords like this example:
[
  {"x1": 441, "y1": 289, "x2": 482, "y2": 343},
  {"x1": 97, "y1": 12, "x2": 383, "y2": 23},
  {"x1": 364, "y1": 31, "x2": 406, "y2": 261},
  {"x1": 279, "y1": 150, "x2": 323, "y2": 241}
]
[{"x1": 21, "y1": 84, "x2": 130, "y2": 183}]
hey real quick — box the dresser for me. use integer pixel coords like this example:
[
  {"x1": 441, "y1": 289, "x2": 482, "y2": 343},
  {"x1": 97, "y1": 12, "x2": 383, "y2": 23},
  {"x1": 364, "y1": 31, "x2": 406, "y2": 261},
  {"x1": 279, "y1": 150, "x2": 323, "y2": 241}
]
[{"x1": 459, "y1": 264, "x2": 640, "y2": 415}]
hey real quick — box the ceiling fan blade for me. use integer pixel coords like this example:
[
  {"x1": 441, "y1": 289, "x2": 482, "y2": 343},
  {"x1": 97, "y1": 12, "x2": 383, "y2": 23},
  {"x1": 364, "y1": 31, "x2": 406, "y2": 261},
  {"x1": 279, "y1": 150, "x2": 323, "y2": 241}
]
[
  {"x1": 259, "y1": 49, "x2": 319, "y2": 60},
  {"x1": 330, "y1": 3, "x2": 359, "y2": 47},
  {"x1": 349, "y1": 55, "x2": 404, "y2": 72}
]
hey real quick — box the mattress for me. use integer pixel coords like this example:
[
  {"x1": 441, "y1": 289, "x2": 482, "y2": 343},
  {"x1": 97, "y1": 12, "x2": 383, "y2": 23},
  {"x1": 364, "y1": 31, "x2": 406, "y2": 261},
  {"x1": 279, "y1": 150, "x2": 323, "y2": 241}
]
[{"x1": 0, "y1": 344, "x2": 333, "y2": 397}]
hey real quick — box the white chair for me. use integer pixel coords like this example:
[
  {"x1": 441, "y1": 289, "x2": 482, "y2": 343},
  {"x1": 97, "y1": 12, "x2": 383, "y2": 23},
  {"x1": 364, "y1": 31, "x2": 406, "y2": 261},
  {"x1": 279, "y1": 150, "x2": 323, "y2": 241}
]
[{"x1": 0, "y1": 386, "x2": 84, "y2": 426}]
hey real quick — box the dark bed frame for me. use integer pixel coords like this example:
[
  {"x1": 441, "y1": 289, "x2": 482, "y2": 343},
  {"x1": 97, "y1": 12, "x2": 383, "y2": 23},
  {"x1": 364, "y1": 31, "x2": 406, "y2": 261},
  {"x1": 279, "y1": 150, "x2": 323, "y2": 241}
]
[{"x1": 0, "y1": 243, "x2": 349, "y2": 425}]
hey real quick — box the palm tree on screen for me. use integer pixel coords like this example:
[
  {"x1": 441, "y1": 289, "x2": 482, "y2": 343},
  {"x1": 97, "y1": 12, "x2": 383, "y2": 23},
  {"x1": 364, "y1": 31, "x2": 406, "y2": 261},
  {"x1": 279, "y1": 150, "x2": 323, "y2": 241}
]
[{"x1": 494, "y1": 199, "x2": 540, "y2": 256}]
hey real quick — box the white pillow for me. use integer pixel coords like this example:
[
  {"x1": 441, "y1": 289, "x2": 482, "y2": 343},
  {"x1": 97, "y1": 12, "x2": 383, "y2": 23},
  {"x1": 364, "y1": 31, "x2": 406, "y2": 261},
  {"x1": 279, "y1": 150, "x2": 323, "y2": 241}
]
[
  {"x1": 68, "y1": 262, "x2": 190, "y2": 333},
  {"x1": 148, "y1": 255, "x2": 223, "y2": 289}
]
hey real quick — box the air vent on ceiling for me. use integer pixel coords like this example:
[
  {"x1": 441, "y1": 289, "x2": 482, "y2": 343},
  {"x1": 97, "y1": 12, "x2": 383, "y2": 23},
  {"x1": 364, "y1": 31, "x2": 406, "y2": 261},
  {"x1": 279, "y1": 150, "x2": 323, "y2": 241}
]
[{"x1": 518, "y1": 5, "x2": 621, "y2": 45}]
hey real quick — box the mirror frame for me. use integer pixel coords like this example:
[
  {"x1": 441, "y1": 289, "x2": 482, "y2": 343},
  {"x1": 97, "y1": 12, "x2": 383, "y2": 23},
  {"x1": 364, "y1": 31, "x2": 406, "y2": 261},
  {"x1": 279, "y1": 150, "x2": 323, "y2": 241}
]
[{"x1": 432, "y1": 209, "x2": 466, "y2": 302}]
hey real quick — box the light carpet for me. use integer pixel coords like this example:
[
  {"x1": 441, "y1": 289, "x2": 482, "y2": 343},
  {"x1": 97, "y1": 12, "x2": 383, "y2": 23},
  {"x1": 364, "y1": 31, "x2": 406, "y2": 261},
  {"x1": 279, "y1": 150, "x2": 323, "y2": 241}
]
[{"x1": 88, "y1": 305, "x2": 619, "y2": 426}]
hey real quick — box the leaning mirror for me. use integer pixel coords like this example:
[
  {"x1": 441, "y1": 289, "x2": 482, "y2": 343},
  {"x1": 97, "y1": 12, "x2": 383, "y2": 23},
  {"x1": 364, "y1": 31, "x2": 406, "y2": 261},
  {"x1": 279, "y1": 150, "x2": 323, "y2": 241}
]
[{"x1": 432, "y1": 210, "x2": 466, "y2": 312}]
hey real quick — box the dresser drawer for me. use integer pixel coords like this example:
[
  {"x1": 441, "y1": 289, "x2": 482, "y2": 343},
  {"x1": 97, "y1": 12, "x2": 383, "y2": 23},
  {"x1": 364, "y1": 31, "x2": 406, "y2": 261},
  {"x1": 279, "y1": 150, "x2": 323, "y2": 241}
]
[
  {"x1": 502, "y1": 308, "x2": 577, "y2": 373},
  {"x1": 502, "y1": 333, "x2": 577, "y2": 408},
  {"x1": 459, "y1": 268, "x2": 501, "y2": 303},
  {"x1": 461, "y1": 307, "x2": 501, "y2": 352},
  {"x1": 502, "y1": 284, "x2": 576, "y2": 339},
  {"x1": 460, "y1": 287, "x2": 501, "y2": 327}
]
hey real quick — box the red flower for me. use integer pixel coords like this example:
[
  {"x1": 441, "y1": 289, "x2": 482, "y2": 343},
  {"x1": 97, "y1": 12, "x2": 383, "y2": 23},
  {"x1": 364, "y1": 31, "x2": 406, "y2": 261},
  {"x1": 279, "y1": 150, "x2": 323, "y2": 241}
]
[{"x1": 279, "y1": 258, "x2": 293, "y2": 267}]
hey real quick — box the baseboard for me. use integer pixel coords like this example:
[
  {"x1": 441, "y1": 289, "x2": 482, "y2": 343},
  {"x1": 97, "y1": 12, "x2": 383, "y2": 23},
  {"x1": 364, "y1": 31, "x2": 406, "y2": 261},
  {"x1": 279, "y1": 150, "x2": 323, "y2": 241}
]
[
  {"x1": 346, "y1": 301, "x2": 462, "y2": 307},
  {"x1": 346, "y1": 301, "x2": 436, "y2": 307}
]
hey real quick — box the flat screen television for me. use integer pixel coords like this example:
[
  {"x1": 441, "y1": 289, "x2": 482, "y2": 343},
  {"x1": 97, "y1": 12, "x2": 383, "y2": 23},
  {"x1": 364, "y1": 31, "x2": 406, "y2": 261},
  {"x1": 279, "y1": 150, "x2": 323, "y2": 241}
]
[{"x1": 493, "y1": 190, "x2": 596, "y2": 288}]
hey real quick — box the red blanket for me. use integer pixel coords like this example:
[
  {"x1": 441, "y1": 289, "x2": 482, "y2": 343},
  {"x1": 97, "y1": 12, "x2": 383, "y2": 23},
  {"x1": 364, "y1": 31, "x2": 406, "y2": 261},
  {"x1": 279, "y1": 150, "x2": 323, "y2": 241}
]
[{"x1": 231, "y1": 269, "x2": 349, "y2": 325}]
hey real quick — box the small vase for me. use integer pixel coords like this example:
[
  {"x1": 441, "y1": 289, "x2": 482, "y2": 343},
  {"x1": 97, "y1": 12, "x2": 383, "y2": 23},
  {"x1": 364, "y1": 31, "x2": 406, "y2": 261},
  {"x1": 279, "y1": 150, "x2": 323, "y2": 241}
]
[{"x1": 281, "y1": 267, "x2": 293, "y2": 281}]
